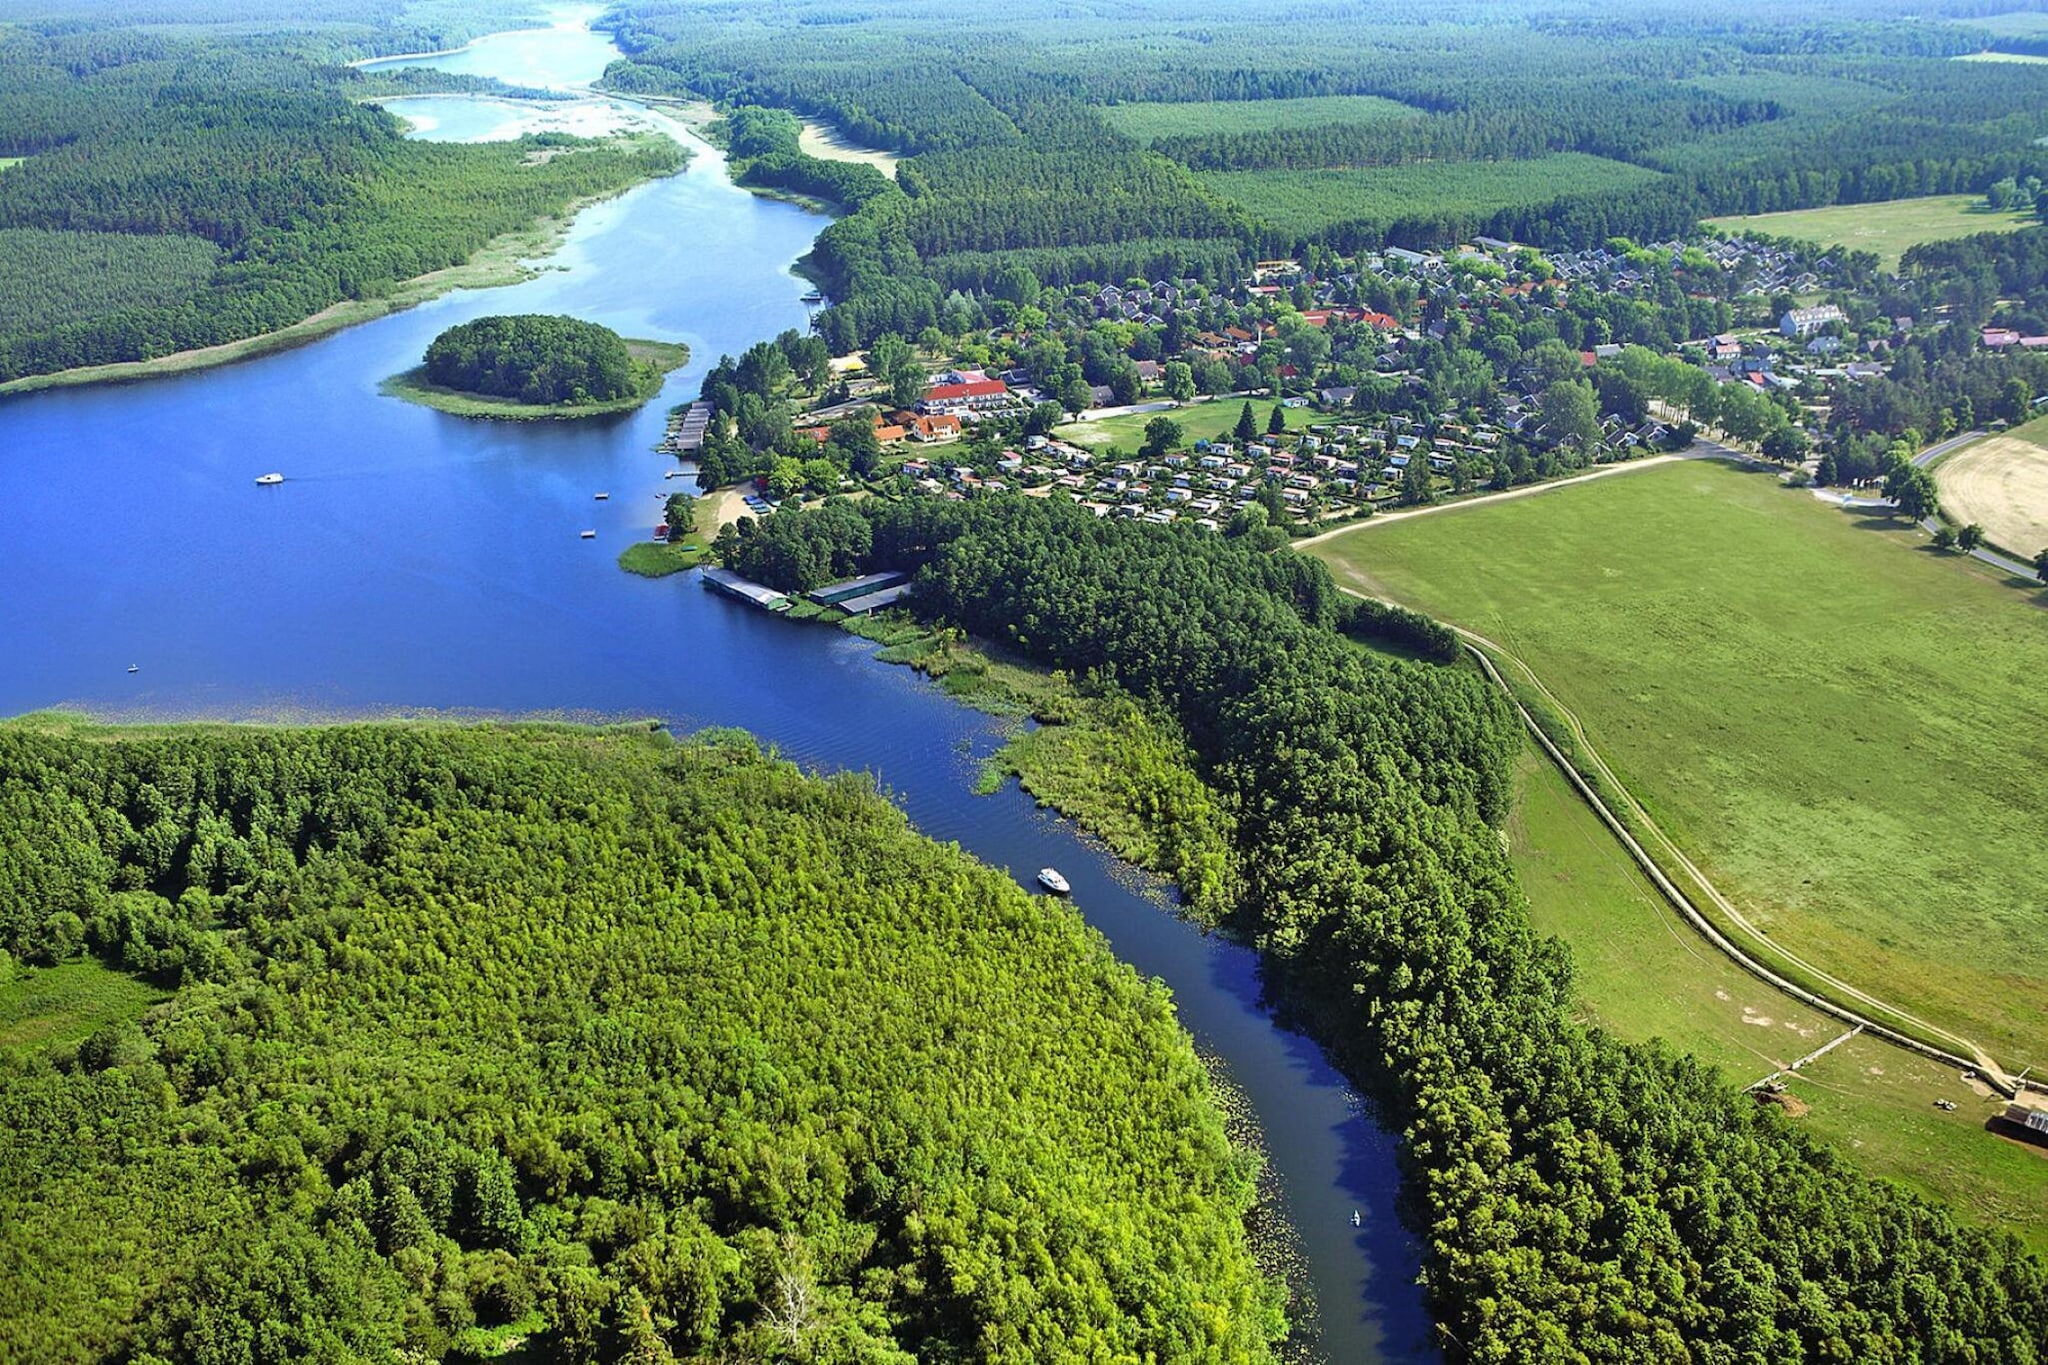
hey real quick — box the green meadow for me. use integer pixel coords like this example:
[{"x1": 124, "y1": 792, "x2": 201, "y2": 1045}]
[
  {"x1": 1704, "y1": 194, "x2": 2039, "y2": 269},
  {"x1": 1101, "y1": 94, "x2": 1419, "y2": 142},
  {"x1": 1312, "y1": 457, "x2": 2048, "y2": 1070}
]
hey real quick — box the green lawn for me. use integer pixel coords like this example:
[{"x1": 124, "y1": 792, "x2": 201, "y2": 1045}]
[
  {"x1": 1101, "y1": 95, "x2": 1419, "y2": 142},
  {"x1": 1062, "y1": 398, "x2": 1315, "y2": 453},
  {"x1": 1199, "y1": 155, "x2": 1664, "y2": 237},
  {"x1": 1312, "y1": 458, "x2": 2048, "y2": 1069},
  {"x1": 0, "y1": 960, "x2": 169, "y2": 1055},
  {"x1": 1703, "y1": 194, "x2": 2039, "y2": 269},
  {"x1": 0, "y1": 157, "x2": 21, "y2": 173},
  {"x1": 1507, "y1": 744, "x2": 2048, "y2": 1253}
]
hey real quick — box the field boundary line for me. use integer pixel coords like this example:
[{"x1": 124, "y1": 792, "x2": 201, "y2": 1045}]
[{"x1": 1332, "y1": 571, "x2": 2018, "y2": 1094}]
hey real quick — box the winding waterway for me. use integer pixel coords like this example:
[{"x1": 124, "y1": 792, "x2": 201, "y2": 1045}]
[{"x1": 0, "y1": 17, "x2": 1432, "y2": 1360}]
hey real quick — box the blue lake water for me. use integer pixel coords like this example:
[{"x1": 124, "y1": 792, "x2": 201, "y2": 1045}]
[{"x1": 0, "y1": 19, "x2": 1433, "y2": 1361}]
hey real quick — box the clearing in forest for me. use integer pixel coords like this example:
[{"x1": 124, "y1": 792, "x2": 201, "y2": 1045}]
[
  {"x1": 1933, "y1": 418, "x2": 2048, "y2": 559},
  {"x1": 1703, "y1": 194, "x2": 2037, "y2": 269},
  {"x1": 1200, "y1": 155, "x2": 1664, "y2": 237},
  {"x1": 1311, "y1": 457, "x2": 2048, "y2": 1070}
]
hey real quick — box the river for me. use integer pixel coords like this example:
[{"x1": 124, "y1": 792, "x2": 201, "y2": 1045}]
[{"x1": 0, "y1": 15, "x2": 1433, "y2": 1361}]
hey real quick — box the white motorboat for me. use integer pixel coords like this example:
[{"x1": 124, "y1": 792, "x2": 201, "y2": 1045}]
[
  {"x1": 255, "y1": 472, "x2": 284, "y2": 486},
  {"x1": 579, "y1": 529, "x2": 597, "y2": 539},
  {"x1": 1037, "y1": 867, "x2": 1070, "y2": 895}
]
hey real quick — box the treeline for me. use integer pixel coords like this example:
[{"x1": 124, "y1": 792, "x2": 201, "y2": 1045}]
[
  {"x1": 0, "y1": 26, "x2": 681, "y2": 382},
  {"x1": 720, "y1": 495, "x2": 2048, "y2": 1360},
  {"x1": 422, "y1": 314, "x2": 645, "y2": 405},
  {"x1": 0, "y1": 721, "x2": 1283, "y2": 1362}
]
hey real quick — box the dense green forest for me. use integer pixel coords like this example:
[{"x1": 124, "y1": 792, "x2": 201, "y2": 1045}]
[
  {"x1": 423, "y1": 314, "x2": 649, "y2": 405},
  {"x1": 601, "y1": 0, "x2": 2048, "y2": 349},
  {"x1": 0, "y1": 720, "x2": 1281, "y2": 1363},
  {"x1": 715, "y1": 496, "x2": 2048, "y2": 1361},
  {"x1": 0, "y1": 15, "x2": 681, "y2": 384}
]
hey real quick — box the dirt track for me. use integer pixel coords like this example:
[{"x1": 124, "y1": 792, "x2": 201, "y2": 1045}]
[{"x1": 1934, "y1": 435, "x2": 2048, "y2": 559}]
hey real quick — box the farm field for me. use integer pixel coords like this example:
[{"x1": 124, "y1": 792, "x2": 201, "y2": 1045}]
[
  {"x1": 1200, "y1": 154, "x2": 1664, "y2": 237},
  {"x1": 1934, "y1": 416, "x2": 2048, "y2": 558},
  {"x1": 1506, "y1": 746, "x2": 2048, "y2": 1255},
  {"x1": 1061, "y1": 397, "x2": 1314, "y2": 452},
  {"x1": 1955, "y1": 51, "x2": 2048, "y2": 63},
  {"x1": 1703, "y1": 194, "x2": 2038, "y2": 269},
  {"x1": 1310, "y1": 457, "x2": 2048, "y2": 1070},
  {"x1": 1101, "y1": 94, "x2": 1420, "y2": 142}
]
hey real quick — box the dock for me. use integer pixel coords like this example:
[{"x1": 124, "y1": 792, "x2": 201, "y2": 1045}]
[
  {"x1": 663, "y1": 401, "x2": 713, "y2": 454},
  {"x1": 808, "y1": 570, "x2": 908, "y2": 607},
  {"x1": 700, "y1": 566, "x2": 791, "y2": 612}
]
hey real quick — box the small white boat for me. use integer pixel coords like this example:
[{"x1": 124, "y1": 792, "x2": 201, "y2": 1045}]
[
  {"x1": 1350, "y1": 1210, "x2": 1361, "y2": 1228},
  {"x1": 579, "y1": 529, "x2": 597, "y2": 539},
  {"x1": 1037, "y1": 867, "x2": 1070, "y2": 895},
  {"x1": 255, "y1": 472, "x2": 284, "y2": 486},
  {"x1": 127, "y1": 664, "x2": 139, "y2": 674},
  {"x1": 594, "y1": 492, "x2": 609, "y2": 500}
]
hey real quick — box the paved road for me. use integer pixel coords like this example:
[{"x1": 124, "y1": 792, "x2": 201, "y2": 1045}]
[{"x1": 1907, "y1": 430, "x2": 2044, "y2": 580}]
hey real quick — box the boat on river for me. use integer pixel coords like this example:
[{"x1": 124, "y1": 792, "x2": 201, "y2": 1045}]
[
  {"x1": 1037, "y1": 867, "x2": 1070, "y2": 895},
  {"x1": 579, "y1": 529, "x2": 596, "y2": 539},
  {"x1": 255, "y1": 472, "x2": 284, "y2": 486}
]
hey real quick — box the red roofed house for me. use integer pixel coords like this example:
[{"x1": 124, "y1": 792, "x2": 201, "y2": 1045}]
[
  {"x1": 921, "y1": 378, "x2": 1009, "y2": 415},
  {"x1": 911, "y1": 414, "x2": 962, "y2": 443}
]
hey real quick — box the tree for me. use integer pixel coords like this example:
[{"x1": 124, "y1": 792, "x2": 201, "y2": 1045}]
[
  {"x1": 1164, "y1": 361, "x2": 1195, "y2": 403},
  {"x1": 1932, "y1": 525, "x2": 1956, "y2": 551},
  {"x1": 1140, "y1": 417, "x2": 1183, "y2": 459},
  {"x1": 1958, "y1": 523, "x2": 1984, "y2": 552},
  {"x1": 1400, "y1": 456, "x2": 1435, "y2": 506},
  {"x1": 766, "y1": 458, "x2": 804, "y2": 501},
  {"x1": 1540, "y1": 379, "x2": 1602, "y2": 450},
  {"x1": 1234, "y1": 402, "x2": 1257, "y2": 443},
  {"x1": 2035, "y1": 547, "x2": 2048, "y2": 583},
  {"x1": 1884, "y1": 464, "x2": 1938, "y2": 521},
  {"x1": 663, "y1": 492, "x2": 697, "y2": 542},
  {"x1": 1760, "y1": 427, "x2": 1810, "y2": 463},
  {"x1": 1267, "y1": 405, "x2": 1287, "y2": 437},
  {"x1": 2002, "y1": 378, "x2": 2033, "y2": 425}
]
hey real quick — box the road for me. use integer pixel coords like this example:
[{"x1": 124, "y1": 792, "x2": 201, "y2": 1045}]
[
  {"x1": 1909, "y1": 429, "x2": 2044, "y2": 579},
  {"x1": 1295, "y1": 438, "x2": 1743, "y2": 550}
]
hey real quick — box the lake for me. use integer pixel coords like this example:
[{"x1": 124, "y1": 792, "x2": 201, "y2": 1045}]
[{"x1": 0, "y1": 17, "x2": 1433, "y2": 1361}]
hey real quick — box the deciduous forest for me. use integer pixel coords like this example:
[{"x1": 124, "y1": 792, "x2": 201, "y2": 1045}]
[{"x1": 0, "y1": 720, "x2": 1282, "y2": 1363}]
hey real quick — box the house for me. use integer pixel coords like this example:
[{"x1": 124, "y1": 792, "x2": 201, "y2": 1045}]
[
  {"x1": 920, "y1": 377, "x2": 1010, "y2": 414},
  {"x1": 1781, "y1": 305, "x2": 1846, "y2": 338},
  {"x1": 910, "y1": 414, "x2": 962, "y2": 443},
  {"x1": 1319, "y1": 386, "x2": 1358, "y2": 408},
  {"x1": 1806, "y1": 335, "x2": 1842, "y2": 356}
]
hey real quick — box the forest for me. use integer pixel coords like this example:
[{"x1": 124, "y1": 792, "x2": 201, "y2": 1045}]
[
  {"x1": 710, "y1": 495, "x2": 2048, "y2": 1361},
  {"x1": 600, "y1": 0, "x2": 2048, "y2": 349},
  {"x1": 0, "y1": 18, "x2": 681, "y2": 384},
  {"x1": 422, "y1": 314, "x2": 648, "y2": 405},
  {"x1": 0, "y1": 720, "x2": 1282, "y2": 1363}
]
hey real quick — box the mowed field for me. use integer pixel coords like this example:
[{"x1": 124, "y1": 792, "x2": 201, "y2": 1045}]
[
  {"x1": 1507, "y1": 746, "x2": 2048, "y2": 1252},
  {"x1": 1311, "y1": 458, "x2": 2048, "y2": 1068},
  {"x1": 1935, "y1": 416, "x2": 2048, "y2": 558},
  {"x1": 1199, "y1": 154, "x2": 1663, "y2": 236},
  {"x1": 1101, "y1": 94, "x2": 1419, "y2": 142},
  {"x1": 1703, "y1": 194, "x2": 2038, "y2": 269},
  {"x1": 1061, "y1": 398, "x2": 1314, "y2": 452}
]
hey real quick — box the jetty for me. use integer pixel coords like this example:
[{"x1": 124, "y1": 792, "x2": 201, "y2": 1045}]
[
  {"x1": 700, "y1": 566, "x2": 790, "y2": 612},
  {"x1": 663, "y1": 401, "x2": 713, "y2": 454}
]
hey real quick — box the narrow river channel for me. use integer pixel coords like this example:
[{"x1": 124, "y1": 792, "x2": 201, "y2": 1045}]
[{"x1": 0, "y1": 13, "x2": 1433, "y2": 1359}]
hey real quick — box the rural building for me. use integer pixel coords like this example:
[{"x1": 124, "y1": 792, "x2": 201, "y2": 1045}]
[
  {"x1": 920, "y1": 377, "x2": 1010, "y2": 414},
  {"x1": 1780, "y1": 305, "x2": 1846, "y2": 337}
]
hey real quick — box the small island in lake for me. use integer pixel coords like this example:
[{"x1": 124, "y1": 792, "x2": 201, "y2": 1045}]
[{"x1": 382, "y1": 313, "x2": 689, "y2": 419}]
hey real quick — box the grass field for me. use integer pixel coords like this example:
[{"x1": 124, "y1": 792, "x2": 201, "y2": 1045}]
[
  {"x1": 1311, "y1": 457, "x2": 2048, "y2": 1069},
  {"x1": 1061, "y1": 398, "x2": 1315, "y2": 452},
  {"x1": 1506, "y1": 745, "x2": 2048, "y2": 1253},
  {"x1": 1956, "y1": 50, "x2": 2048, "y2": 63},
  {"x1": 1956, "y1": 11, "x2": 2048, "y2": 37},
  {"x1": 1101, "y1": 95, "x2": 1419, "y2": 142},
  {"x1": 1200, "y1": 155, "x2": 1664, "y2": 237},
  {"x1": 0, "y1": 157, "x2": 20, "y2": 173},
  {"x1": 1933, "y1": 416, "x2": 2048, "y2": 559},
  {"x1": 0, "y1": 960, "x2": 168, "y2": 1055},
  {"x1": 1703, "y1": 194, "x2": 2038, "y2": 269}
]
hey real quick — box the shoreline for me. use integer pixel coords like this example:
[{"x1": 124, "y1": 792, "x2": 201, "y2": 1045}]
[{"x1": 0, "y1": 162, "x2": 674, "y2": 401}]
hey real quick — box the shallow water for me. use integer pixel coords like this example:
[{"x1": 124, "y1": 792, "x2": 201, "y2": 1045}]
[{"x1": 0, "y1": 19, "x2": 1435, "y2": 1361}]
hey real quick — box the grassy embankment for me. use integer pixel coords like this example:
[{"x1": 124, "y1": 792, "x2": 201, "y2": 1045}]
[
  {"x1": 1506, "y1": 743, "x2": 2048, "y2": 1253},
  {"x1": 0, "y1": 134, "x2": 681, "y2": 398},
  {"x1": 1309, "y1": 457, "x2": 2048, "y2": 1073},
  {"x1": 1063, "y1": 399, "x2": 1316, "y2": 452},
  {"x1": 1101, "y1": 94, "x2": 1420, "y2": 142},
  {"x1": 1198, "y1": 154, "x2": 1663, "y2": 238},
  {"x1": 1703, "y1": 193, "x2": 2039, "y2": 270},
  {"x1": 381, "y1": 338, "x2": 689, "y2": 419}
]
